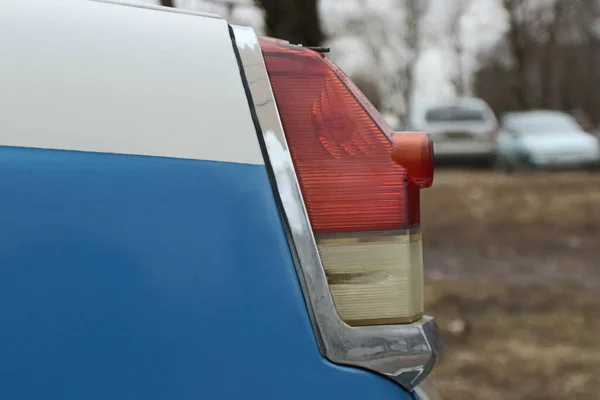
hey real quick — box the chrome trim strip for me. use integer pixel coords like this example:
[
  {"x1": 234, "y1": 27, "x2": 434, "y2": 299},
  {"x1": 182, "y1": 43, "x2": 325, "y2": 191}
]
[{"x1": 231, "y1": 24, "x2": 442, "y2": 392}]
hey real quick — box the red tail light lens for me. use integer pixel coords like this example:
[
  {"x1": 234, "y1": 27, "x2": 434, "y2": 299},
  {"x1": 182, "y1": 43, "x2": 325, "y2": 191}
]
[
  {"x1": 259, "y1": 38, "x2": 432, "y2": 233},
  {"x1": 259, "y1": 38, "x2": 434, "y2": 325}
]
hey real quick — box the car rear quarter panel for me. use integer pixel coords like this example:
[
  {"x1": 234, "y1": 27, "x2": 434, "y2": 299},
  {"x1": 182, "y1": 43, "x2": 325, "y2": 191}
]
[
  {"x1": 0, "y1": 1, "x2": 414, "y2": 399},
  {"x1": 0, "y1": 147, "x2": 410, "y2": 399}
]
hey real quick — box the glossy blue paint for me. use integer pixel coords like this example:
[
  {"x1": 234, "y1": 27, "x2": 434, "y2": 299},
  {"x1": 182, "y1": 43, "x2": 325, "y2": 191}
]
[{"x1": 0, "y1": 147, "x2": 412, "y2": 400}]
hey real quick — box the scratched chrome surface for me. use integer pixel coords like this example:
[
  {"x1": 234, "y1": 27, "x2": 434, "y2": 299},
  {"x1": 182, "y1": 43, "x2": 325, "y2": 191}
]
[{"x1": 231, "y1": 25, "x2": 442, "y2": 391}]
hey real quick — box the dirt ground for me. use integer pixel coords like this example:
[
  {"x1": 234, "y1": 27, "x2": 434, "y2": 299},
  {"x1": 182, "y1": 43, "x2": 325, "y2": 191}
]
[{"x1": 421, "y1": 169, "x2": 600, "y2": 400}]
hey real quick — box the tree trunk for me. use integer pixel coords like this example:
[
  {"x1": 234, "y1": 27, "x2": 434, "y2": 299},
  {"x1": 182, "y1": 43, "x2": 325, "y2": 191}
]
[
  {"x1": 503, "y1": 0, "x2": 530, "y2": 109},
  {"x1": 449, "y1": 0, "x2": 470, "y2": 96},
  {"x1": 402, "y1": 62, "x2": 415, "y2": 128},
  {"x1": 540, "y1": 1, "x2": 563, "y2": 109},
  {"x1": 452, "y1": 42, "x2": 466, "y2": 96},
  {"x1": 401, "y1": 0, "x2": 423, "y2": 127},
  {"x1": 254, "y1": 0, "x2": 325, "y2": 46}
]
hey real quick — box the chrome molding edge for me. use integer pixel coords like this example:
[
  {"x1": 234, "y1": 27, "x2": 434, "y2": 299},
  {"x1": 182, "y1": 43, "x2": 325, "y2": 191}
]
[{"x1": 231, "y1": 25, "x2": 442, "y2": 392}]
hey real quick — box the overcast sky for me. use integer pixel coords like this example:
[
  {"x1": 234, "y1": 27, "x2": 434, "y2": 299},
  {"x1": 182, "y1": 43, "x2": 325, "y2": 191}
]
[
  {"x1": 144, "y1": 0, "x2": 509, "y2": 110},
  {"x1": 320, "y1": 0, "x2": 508, "y2": 102}
]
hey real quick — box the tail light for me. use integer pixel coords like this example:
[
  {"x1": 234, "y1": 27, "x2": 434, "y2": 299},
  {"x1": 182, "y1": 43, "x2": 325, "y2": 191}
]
[{"x1": 259, "y1": 38, "x2": 433, "y2": 326}]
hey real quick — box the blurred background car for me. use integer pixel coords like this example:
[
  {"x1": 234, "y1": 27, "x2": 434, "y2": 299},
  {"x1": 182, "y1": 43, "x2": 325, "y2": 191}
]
[
  {"x1": 495, "y1": 110, "x2": 600, "y2": 172},
  {"x1": 412, "y1": 97, "x2": 498, "y2": 166}
]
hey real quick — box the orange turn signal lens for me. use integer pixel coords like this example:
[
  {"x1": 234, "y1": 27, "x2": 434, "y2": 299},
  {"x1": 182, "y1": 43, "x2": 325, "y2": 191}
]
[{"x1": 391, "y1": 132, "x2": 434, "y2": 189}]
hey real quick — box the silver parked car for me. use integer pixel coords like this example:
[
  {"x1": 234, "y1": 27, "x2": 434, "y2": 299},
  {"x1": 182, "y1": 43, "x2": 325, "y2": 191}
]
[
  {"x1": 495, "y1": 110, "x2": 600, "y2": 172},
  {"x1": 414, "y1": 97, "x2": 498, "y2": 164}
]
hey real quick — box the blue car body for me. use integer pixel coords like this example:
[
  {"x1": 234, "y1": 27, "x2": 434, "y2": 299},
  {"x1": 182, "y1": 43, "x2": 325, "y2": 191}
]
[
  {"x1": 0, "y1": 147, "x2": 416, "y2": 399},
  {"x1": 0, "y1": 1, "x2": 437, "y2": 399}
]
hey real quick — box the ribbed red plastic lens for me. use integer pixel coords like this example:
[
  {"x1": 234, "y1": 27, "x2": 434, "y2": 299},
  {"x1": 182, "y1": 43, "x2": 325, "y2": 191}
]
[{"x1": 260, "y1": 38, "x2": 430, "y2": 233}]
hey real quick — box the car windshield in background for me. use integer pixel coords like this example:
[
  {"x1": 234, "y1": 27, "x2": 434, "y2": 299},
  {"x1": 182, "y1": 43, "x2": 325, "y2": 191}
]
[
  {"x1": 512, "y1": 115, "x2": 582, "y2": 134},
  {"x1": 425, "y1": 107, "x2": 485, "y2": 123}
]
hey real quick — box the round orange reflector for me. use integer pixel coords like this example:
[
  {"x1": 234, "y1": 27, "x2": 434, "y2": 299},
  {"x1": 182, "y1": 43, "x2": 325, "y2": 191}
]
[{"x1": 391, "y1": 132, "x2": 434, "y2": 188}]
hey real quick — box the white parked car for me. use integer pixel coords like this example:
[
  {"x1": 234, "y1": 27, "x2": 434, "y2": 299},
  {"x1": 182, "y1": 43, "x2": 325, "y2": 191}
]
[
  {"x1": 413, "y1": 97, "x2": 498, "y2": 164},
  {"x1": 495, "y1": 110, "x2": 600, "y2": 171}
]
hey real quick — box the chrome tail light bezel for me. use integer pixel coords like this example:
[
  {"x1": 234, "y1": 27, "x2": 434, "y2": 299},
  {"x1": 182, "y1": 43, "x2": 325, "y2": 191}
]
[{"x1": 230, "y1": 24, "x2": 442, "y2": 392}]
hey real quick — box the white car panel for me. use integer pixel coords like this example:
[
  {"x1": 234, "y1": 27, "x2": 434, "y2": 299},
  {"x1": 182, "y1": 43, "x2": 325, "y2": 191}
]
[{"x1": 0, "y1": 0, "x2": 264, "y2": 165}]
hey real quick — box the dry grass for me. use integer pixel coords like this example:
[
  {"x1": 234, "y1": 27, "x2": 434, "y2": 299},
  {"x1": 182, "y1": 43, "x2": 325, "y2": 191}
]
[
  {"x1": 420, "y1": 169, "x2": 600, "y2": 399},
  {"x1": 423, "y1": 170, "x2": 600, "y2": 250},
  {"x1": 426, "y1": 282, "x2": 600, "y2": 400}
]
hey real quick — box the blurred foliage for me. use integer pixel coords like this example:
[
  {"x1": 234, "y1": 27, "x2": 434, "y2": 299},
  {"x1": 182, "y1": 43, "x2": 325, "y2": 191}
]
[
  {"x1": 350, "y1": 74, "x2": 382, "y2": 110},
  {"x1": 254, "y1": 0, "x2": 325, "y2": 46},
  {"x1": 475, "y1": 0, "x2": 600, "y2": 124}
]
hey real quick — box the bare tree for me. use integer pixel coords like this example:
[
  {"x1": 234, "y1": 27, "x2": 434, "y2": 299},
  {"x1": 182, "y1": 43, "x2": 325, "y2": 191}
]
[
  {"x1": 341, "y1": 0, "x2": 428, "y2": 124},
  {"x1": 254, "y1": 0, "x2": 325, "y2": 46},
  {"x1": 502, "y1": 0, "x2": 531, "y2": 109},
  {"x1": 476, "y1": 0, "x2": 600, "y2": 123},
  {"x1": 162, "y1": 0, "x2": 325, "y2": 48},
  {"x1": 529, "y1": 0, "x2": 566, "y2": 109},
  {"x1": 351, "y1": 74, "x2": 383, "y2": 111},
  {"x1": 448, "y1": 0, "x2": 471, "y2": 96},
  {"x1": 400, "y1": 0, "x2": 428, "y2": 127},
  {"x1": 579, "y1": 0, "x2": 600, "y2": 116},
  {"x1": 340, "y1": 1, "x2": 402, "y2": 116}
]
